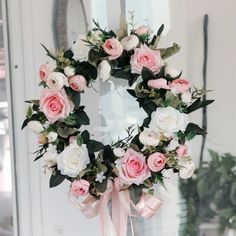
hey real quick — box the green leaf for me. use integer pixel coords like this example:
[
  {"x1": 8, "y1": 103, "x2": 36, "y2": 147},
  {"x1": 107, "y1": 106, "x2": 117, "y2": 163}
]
[
  {"x1": 71, "y1": 92, "x2": 81, "y2": 109},
  {"x1": 127, "y1": 89, "x2": 137, "y2": 98},
  {"x1": 129, "y1": 185, "x2": 142, "y2": 205},
  {"x1": 21, "y1": 118, "x2": 30, "y2": 130},
  {"x1": 186, "y1": 98, "x2": 214, "y2": 114},
  {"x1": 57, "y1": 124, "x2": 77, "y2": 138},
  {"x1": 49, "y1": 169, "x2": 66, "y2": 188},
  {"x1": 185, "y1": 123, "x2": 207, "y2": 140},
  {"x1": 64, "y1": 115, "x2": 77, "y2": 126},
  {"x1": 160, "y1": 43, "x2": 181, "y2": 59},
  {"x1": 208, "y1": 149, "x2": 220, "y2": 163},
  {"x1": 81, "y1": 130, "x2": 90, "y2": 144},
  {"x1": 41, "y1": 43, "x2": 57, "y2": 60},
  {"x1": 77, "y1": 134, "x2": 83, "y2": 146},
  {"x1": 141, "y1": 67, "x2": 156, "y2": 82},
  {"x1": 87, "y1": 140, "x2": 104, "y2": 153},
  {"x1": 76, "y1": 110, "x2": 90, "y2": 125},
  {"x1": 95, "y1": 178, "x2": 108, "y2": 193},
  {"x1": 230, "y1": 181, "x2": 236, "y2": 205},
  {"x1": 88, "y1": 49, "x2": 100, "y2": 67}
]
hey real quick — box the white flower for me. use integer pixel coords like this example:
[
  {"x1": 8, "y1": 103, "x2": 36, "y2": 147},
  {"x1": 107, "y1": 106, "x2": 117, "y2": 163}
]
[
  {"x1": 46, "y1": 72, "x2": 69, "y2": 90},
  {"x1": 166, "y1": 138, "x2": 179, "y2": 151},
  {"x1": 64, "y1": 66, "x2": 75, "y2": 77},
  {"x1": 95, "y1": 171, "x2": 106, "y2": 183},
  {"x1": 165, "y1": 66, "x2": 180, "y2": 78},
  {"x1": 97, "y1": 60, "x2": 111, "y2": 82},
  {"x1": 113, "y1": 147, "x2": 125, "y2": 157},
  {"x1": 149, "y1": 106, "x2": 188, "y2": 137},
  {"x1": 57, "y1": 142, "x2": 90, "y2": 178},
  {"x1": 139, "y1": 128, "x2": 160, "y2": 146},
  {"x1": 28, "y1": 121, "x2": 44, "y2": 133},
  {"x1": 178, "y1": 158, "x2": 195, "y2": 179},
  {"x1": 43, "y1": 144, "x2": 58, "y2": 168},
  {"x1": 161, "y1": 169, "x2": 174, "y2": 178},
  {"x1": 46, "y1": 131, "x2": 58, "y2": 143},
  {"x1": 121, "y1": 35, "x2": 139, "y2": 51},
  {"x1": 71, "y1": 35, "x2": 90, "y2": 61},
  {"x1": 181, "y1": 91, "x2": 192, "y2": 104}
]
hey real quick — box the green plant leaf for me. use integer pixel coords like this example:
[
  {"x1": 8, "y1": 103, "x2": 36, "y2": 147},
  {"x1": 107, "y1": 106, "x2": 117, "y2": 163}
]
[
  {"x1": 77, "y1": 134, "x2": 83, "y2": 146},
  {"x1": 81, "y1": 130, "x2": 90, "y2": 144},
  {"x1": 87, "y1": 140, "x2": 104, "y2": 153},
  {"x1": 141, "y1": 67, "x2": 156, "y2": 82},
  {"x1": 160, "y1": 43, "x2": 181, "y2": 59},
  {"x1": 49, "y1": 169, "x2": 66, "y2": 188},
  {"x1": 76, "y1": 110, "x2": 90, "y2": 125},
  {"x1": 186, "y1": 98, "x2": 214, "y2": 114},
  {"x1": 95, "y1": 178, "x2": 108, "y2": 193},
  {"x1": 129, "y1": 184, "x2": 142, "y2": 205}
]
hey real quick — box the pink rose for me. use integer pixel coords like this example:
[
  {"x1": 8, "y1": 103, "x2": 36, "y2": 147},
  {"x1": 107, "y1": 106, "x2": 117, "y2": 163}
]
[
  {"x1": 176, "y1": 145, "x2": 188, "y2": 157},
  {"x1": 103, "y1": 38, "x2": 123, "y2": 60},
  {"x1": 69, "y1": 135, "x2": 77, "y2": 143},
  {"x1": 130, "y1": 44, "x2": 164, "y2": 74},
  {"x1": 135, "y1": 26, "x2": 149, "y2": 36},
  {"x1": 69, "y1": 75, "x2": 86, "y2": 92},
  {"x1": 117, "y1": 148, "x2": 151, "y2": 185},
  {"x1": 170, "y1": 79, "x2": 190, "y2": 94},
  {"x1": 40, "y1": 89, "x2": 74, "y2": 123},
  {"x1": 148, "y1": 78, "x2": 170, "y2": 90},
  {"x1": 70, "y1": 179, "x2": 90, "y2": 197},
  {"x1": 39, "y1": 64, "x2": 51, "y2": 82},
  {"x1": 147, "y1": 152, "x2": 166, "y2": 172}
]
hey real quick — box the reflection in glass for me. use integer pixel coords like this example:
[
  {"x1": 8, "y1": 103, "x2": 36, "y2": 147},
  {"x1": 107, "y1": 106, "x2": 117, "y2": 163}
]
[{"x1": 0, "y1": 0, "x2": 13, "y2": 235}]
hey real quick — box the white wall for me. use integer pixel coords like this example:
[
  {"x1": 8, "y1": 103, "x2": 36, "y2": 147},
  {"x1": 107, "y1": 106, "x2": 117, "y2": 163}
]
[{"x1": 6, "y1": 0, "x2": 236, "y2": 235}]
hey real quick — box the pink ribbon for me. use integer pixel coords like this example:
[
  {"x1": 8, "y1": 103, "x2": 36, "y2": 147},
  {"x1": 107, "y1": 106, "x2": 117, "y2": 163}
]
[{"x1": 71, "y1": 182, "x2": 162, "y2": 236}]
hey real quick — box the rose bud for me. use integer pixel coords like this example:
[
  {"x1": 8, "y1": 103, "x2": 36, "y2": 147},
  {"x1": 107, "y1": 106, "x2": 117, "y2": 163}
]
[
  {"x1": 70, "y1": 179, "x2": 90, "y2": 197},
  {"x1": 69, "y1": 75, "x2": 87, "y2": 92},
  {"x1": 97, "y1": 60, "x2": 111, "y2": 82},
  {"x1": 120, "y1": 35, "x2": 139, "y2": 51},
  {"x1": 147, "y1": 152, "x2": 166, "y2": 172}
]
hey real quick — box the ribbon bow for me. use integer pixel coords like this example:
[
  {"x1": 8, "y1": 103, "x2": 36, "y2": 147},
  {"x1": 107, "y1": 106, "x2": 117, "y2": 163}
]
[{"x1": 72, "y1": 181, "x2": 162, "y2": 236}]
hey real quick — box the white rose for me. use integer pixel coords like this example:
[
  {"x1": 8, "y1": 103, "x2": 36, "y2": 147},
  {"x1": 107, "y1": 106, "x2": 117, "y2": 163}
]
[
  {"x1": 181, "y1": 91, "x2": 192, "y2": 104},
  {"x1": 97, "y1": 60, "x2": 111, "y2": 82},
  {"x1": 165, "y1": 66, "x2": 180, "y2": 78},
  {"x1": 46, "y1": 131, "x2": 58, "y2": 143},
  {"x1": 161, "y1": 169, "x2": 174, "y2": 178},
  {"x1": 121, "y1": 35, "x2": 139, "y2": 51},
  {"x1": 166, "y1": 138, "x2": 179, "y2": 151},
  {"x1": 113, "y1": 147, "x2": 125, "y2": 157},
  {"x1": 43, "y1": 145, "x2": 58, "y2": 168},
  {"x1": 139, "y1": 128, "x2": 160, "y2": 146},
  {"x1": 28, "y1": 121, "x2": 44, "y2": 133},
  {"x1": 71, "y1": 35, "x2": 90, "y2": 61},
  {"x1": 64, "y1": 66, "x2": 75, "y2": 77},
  {"x1": 57, "y1": 142, "x2": 90, "y2": 177},
  {"x1": 149, "y1": 106, "x2": 188, "y2": 137},
  {"x1": 178, "y1": 158, "x2": 195, "y2": 179},
  {"x1": 46, "y1": 72, "x2": 69, "y2": 90}
]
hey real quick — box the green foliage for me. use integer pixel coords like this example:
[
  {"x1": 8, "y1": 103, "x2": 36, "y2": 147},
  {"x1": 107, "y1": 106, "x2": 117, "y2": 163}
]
[
  {"x1": 129, "y1": 184, "x2": 143, "y2": 205},
  {"x1": 50, "y1": 169, "x2": 66, "y2": 188},
  {"x1": 160, "y1": 43, "x2": 181, "y2": 59},
  {"x1": 179, "y1": 150, "x2": 236, "y2": 235},
  {"x1": 185, "y1": 98, "x2": 214, "y2": 114}
]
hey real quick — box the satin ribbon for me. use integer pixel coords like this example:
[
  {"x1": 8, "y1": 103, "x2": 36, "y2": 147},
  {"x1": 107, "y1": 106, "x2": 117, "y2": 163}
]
[{"x1": 71, "y1": 181, "x2": 162, "y2": 236}]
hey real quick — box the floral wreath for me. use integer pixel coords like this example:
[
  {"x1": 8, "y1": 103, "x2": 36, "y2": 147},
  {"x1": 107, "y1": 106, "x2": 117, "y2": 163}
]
[{"x1": 22, "y1": 14, "x2": 214, "y2": 235}]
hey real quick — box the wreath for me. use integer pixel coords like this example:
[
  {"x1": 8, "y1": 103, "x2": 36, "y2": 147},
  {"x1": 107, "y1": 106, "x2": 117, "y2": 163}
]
[{"x1": 22, "y1": 14, "x2": 214, "y2": 235}]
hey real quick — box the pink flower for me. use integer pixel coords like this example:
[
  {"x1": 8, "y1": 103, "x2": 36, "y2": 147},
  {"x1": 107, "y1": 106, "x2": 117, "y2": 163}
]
[
  {"x1": 148, "y1": 78, "x2": 170, "y2": 90},
  {"x1": 147, "y1": 152, "x2": 166, "y2": 172},
  {"x1": 103, "y1": 38, "x2": 123, "y2": 60},
  {"x1": 176, "y1": 145, "x2": 188, "y2": 157},
  {"x1": 70, "y1": 179, "x2": 90, "y2": 197},
  {"x1": 69, "y1": 135, "x2": 77, "y2": 143},
  {"x1": 69, "y1": 75, "x2": 86, "y2": 92},
  {"x1": 39, "y1": 64, "x2": 51, "y2": 82},
  {"x1": 135, "y1": 26, "x2": 149, "y2": 36},
  {"x1": 40, "y1": 89, "x2": 74, "y2": 123},
  {"x1": 130, "y1": 44, "x2": 164, "y2": 74},
  {"x1": 117, "y1": 148, "x2": 151, "y2": 185},
  {"x1": 170, "y1": 79, "x2": 190, "y2": 94}
]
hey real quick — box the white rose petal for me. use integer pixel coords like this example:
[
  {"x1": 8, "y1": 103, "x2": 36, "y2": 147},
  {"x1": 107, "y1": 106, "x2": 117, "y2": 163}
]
[
  {"x1": 149, "y1": 106, "x2": 188, "y2": 137},
  {"x1": 46, "y1": 72, "x2": 69, "y2": 90},
  {"x1": 46, "y1": 131, "x2": 58, "y2": 143},
  {"x1": 113, "y1": 147, "x2": 125, "y2": 157},
  {"x1": 98, "y1": 60, "x2": 111, "y2": 82},
  {"x1": 166, "y1": 138, "x2": 179, "y2": 151},
  {"x1": 57, "y1": 142, "x2": 90, "y2": 177},
  {"x1": 181, "y1": 91, "x2": 192, "y2": 104},
  {"x1": 42, "y1": 144, "x2": 58, "y2": 168},
  {"x1": 139, "y1": 128, "x2": 160, "y2": 146},
  {"x1": 71, "y1": 35, "x2": 90, "y2": 61},
  {"x1": 178, "y1": 158, "x2": 195, "y2": 179},
  {"x1": 161, "y1": 169, "x2": 174, "y2": 178},
  {"x1": 165, "y1": 66, "x2": 180, "y2": 78},
  {"x1": 28, "y1": 121, "x2": 44, "y2": 133},
  {"x1": 121, "y1": 35, "x2": 139, "y2": 51},
  {"x1": 64, "y1": 66, "x2": 75, "y2": 77}
]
